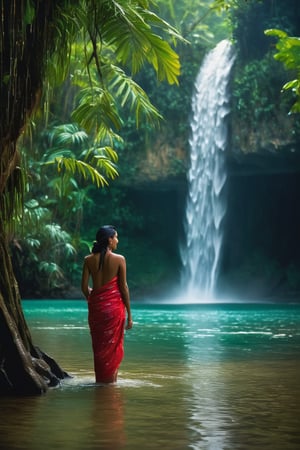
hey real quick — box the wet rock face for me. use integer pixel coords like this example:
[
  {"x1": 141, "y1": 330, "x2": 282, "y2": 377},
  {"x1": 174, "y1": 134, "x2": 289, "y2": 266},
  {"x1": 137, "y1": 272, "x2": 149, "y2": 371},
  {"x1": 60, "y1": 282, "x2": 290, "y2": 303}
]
[
  {"x1": 227, "y1": 144, "x2": 300, "y2": 177},
  {"x1": 216, "y1": 93, "x2": 300, "y2": 298},
  {"x1": 218, "y1": 168, "x2": 300, "y2": 299},
  {"x1": 230, "y1": 112, "x2": 300, "y2": 157}
]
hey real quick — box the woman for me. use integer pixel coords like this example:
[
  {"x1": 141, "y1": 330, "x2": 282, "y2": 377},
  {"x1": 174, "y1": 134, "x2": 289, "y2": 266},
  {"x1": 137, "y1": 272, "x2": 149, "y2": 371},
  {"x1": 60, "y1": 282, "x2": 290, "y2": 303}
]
[{"x1": 81, "y1": 225, "x2": 133, "y2": 383}]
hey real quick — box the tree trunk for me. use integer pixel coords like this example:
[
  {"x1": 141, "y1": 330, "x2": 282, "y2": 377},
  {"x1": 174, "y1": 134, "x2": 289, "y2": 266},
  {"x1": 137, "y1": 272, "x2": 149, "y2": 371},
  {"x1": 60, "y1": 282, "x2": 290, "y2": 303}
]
[
  {"x1": 0, "y1": 0, "x2": 69, "y2": 395},
  {"x1": 0, "y1": 221, "x2": 68, "y2": 395}
]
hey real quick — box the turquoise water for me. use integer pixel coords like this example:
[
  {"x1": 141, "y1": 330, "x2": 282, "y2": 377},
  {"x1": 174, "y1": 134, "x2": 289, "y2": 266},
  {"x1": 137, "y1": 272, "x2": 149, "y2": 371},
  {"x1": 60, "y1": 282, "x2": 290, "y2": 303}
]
[{"x1": 1, "y1": 301, "x2": 300, "y2": 449}]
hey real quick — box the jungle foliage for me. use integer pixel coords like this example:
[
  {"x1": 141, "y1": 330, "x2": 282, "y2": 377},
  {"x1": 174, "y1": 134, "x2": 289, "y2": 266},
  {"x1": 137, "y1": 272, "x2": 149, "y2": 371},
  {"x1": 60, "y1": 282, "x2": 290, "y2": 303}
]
[
  {"x1": 224, "y1": 0, "x2": 300, "y2": 294},
  {"x1": 12, "y1": 0, "x2": 230, "y2": 297},
  {"x1": 11, "y1": 0, "x2": 300, "y2": 299},
  {"x1": 6, "y1": 0, "x2": 185, "y2": 298},
  {"x1": 229, "y1": 0, "x2": 300, "y2": 151},
  {"x1": 265, "y1": 28, "x2": 300, "y2": 113},
  {"x1": 0, "y1": 0, "x2": 184, "y2": 395}
]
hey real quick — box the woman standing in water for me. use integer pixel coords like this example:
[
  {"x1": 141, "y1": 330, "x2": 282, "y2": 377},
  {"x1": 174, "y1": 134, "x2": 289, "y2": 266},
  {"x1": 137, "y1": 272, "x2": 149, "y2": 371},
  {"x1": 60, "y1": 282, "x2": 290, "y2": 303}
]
[{"x1": 81, "y1": 225, "x2": 133, "y2": 383}]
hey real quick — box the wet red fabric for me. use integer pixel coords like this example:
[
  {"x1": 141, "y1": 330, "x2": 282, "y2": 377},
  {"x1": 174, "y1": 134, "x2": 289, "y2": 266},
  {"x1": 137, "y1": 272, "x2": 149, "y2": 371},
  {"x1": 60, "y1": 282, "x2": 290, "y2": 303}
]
[{"x1": 88, "y1": 276, "x2": 125, "y2": 383}]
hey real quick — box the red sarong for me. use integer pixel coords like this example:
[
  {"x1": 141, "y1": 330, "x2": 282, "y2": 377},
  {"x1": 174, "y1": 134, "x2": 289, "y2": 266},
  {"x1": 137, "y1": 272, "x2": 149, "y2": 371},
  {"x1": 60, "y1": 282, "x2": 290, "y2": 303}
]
[{"x1": 88, "y1": 276, "x2": 125, "y2": 383}]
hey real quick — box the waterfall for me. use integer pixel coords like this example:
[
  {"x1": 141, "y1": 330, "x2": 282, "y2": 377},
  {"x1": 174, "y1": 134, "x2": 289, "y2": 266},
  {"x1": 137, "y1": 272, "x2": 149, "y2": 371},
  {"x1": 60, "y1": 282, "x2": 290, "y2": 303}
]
[{"x1": 180, "y1": 40, "x2": 235, "y2": 301}]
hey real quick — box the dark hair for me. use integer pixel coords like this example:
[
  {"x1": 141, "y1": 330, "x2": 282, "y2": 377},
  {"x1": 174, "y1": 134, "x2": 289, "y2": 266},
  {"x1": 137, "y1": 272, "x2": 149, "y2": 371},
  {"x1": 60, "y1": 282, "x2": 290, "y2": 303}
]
[{"x1": 92, "y1": 225, "x2": 117, "y2": 270}]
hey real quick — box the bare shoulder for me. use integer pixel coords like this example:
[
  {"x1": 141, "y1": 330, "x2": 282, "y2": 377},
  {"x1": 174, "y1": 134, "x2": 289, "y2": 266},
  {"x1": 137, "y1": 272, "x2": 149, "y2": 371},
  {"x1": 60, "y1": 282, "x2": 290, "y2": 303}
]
[
  {"x1": 111, "y1": 252, "x2": 125, "y2": 263},
  {"x1": 84, "y1": 253, "x2": 93, "y2": 263},
  {"x1": 84, "y1": 253, "x2": 98, "y2": 269},
  {"x1": 114, "y1": 252, "x2": 125, "y2": 260}
]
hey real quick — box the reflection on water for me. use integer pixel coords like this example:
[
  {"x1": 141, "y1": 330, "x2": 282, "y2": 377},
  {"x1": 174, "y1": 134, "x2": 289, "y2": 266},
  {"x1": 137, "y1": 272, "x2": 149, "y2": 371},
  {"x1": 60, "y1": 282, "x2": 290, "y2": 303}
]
[
  {"x1": 187, "y1": 360, "x2": 300, "y2": 450},
  {"x1": 0, "y1": 301, "x2": 299, "y2": 449}
]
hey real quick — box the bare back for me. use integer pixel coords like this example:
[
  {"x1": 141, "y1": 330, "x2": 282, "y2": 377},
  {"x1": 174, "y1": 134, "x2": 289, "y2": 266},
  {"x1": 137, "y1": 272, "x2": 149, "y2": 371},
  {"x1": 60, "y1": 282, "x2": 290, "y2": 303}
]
[
  {"x1": 81, "y1": 249, "x2": 128, "y2": 297},
  {"x1": 87, "y1": 251, "x2": 120, "y2": 287},
  {"x1": 81, "y1": 243, "x2": 132, "y2": 329}
]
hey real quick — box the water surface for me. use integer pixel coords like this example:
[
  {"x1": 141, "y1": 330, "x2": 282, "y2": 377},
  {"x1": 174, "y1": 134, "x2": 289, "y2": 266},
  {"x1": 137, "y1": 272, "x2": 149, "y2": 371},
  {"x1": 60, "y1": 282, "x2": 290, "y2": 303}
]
[{"x1": 1, "y1": 301, "x2": 300, "y2": 449}]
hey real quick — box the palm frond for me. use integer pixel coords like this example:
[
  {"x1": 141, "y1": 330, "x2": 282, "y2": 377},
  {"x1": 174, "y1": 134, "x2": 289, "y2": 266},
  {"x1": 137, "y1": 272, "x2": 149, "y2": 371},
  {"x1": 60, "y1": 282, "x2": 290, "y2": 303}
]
[
  {"x1": 44, "y1": 223, "x2": 70, "y2": 242},
  {"x1": 81, "y1": 145, "x2": 118, "y2": 164},
  {"x1": 42, "y1": 148, "x2": 76, "y2": 162},
  {"x1": 107, "y1": 64, "x2": 163, "y2": 127},
  {"x1": 45, "y1": 174, "x2": 78, "y2": 199},
  {"x1": 20, "y1": 201, "x2": 51, "y2": 232},
  {"x1": 46, "y1": 124, "x2": 89, "y2": 148},
  {"x1": 71, "y1": 86, "x2": 123, "y2": 141},
  {"x1": 40, "y1": 261, "x2": 63, "y2": 275},
  {"x1": 40, "y1": 261, "x2": 65, "y2": 288},
  {"x1": 99, "y1": 1, "x2": 181, "y2": 83},
  {"x1": 64, "y1": 242, "x2": 77, "y2": 257},
  {"x1": 45, "y1": 156, "x2": 117, "y2": 187},
  {"x1": 26, "y1": 238, "x2": 41, "y2": 250}
]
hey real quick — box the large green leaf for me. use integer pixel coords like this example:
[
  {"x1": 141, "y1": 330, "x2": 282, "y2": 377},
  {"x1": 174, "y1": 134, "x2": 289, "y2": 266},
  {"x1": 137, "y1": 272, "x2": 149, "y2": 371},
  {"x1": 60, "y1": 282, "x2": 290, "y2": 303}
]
[
  {"x1": 99, "y1": 2, "x2": 181, "y2": 83},
  {"x1": 44, "y1": 156, "x2": 117, "y2": 187},
  {"x1": 265, "y1": 28, "x2": 300, "y2": 113}
]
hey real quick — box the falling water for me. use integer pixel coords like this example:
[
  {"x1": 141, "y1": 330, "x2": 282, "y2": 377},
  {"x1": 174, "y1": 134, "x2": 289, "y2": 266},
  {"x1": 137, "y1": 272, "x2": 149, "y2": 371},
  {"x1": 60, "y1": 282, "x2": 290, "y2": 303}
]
[{"x1": 180, "y1": 40, "x2": 235, "y2": 300}]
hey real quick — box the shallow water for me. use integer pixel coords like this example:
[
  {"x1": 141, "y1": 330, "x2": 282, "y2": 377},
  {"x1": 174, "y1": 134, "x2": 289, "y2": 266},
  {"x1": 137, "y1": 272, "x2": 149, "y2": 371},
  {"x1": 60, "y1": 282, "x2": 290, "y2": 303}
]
[{"x1": 1, "y1": 301, "x2": 300, "y2": 449}]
